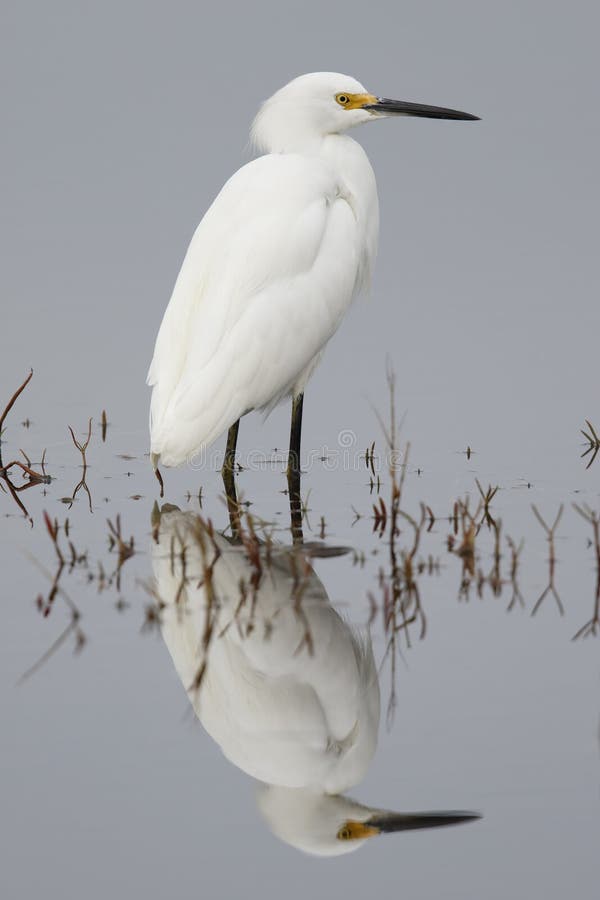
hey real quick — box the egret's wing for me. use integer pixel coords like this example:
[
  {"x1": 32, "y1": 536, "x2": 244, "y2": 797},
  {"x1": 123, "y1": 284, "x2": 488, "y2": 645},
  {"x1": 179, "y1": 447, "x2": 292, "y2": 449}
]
[{"x1": 148, "y1": 153, "x2": 366, "y2": 466}]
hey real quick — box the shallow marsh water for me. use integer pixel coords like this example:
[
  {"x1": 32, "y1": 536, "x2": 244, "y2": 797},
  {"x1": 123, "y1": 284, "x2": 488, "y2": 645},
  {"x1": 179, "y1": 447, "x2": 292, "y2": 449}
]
[{"x1": 0, "y1": 379, "x2": 598, "y2": 899}]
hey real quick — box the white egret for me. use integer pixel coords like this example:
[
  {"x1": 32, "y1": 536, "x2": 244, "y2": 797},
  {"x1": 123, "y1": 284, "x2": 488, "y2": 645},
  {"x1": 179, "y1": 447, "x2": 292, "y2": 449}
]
[
  {"x1": 153, "y1": 507, "x2": 479, "y2": 856},
  {"x1": 147, "y1": 72, "x2": 478, "y2": 479}
]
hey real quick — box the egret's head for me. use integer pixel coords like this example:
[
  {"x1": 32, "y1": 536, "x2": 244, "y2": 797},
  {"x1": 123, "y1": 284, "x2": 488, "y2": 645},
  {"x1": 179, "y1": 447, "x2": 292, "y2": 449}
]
[
  {"x1": 257, "y1": 786, "x2": 481, "y2": 858},
  {"x1": 251, "y1": 71, "x2": 479, "y2": 154}
]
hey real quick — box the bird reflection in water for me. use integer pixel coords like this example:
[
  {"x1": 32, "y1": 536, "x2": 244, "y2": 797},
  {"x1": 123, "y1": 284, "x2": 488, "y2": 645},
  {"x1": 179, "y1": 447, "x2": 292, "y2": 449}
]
[{"x1": 152, "y1": 505, "x2": 480, "y2": 856}]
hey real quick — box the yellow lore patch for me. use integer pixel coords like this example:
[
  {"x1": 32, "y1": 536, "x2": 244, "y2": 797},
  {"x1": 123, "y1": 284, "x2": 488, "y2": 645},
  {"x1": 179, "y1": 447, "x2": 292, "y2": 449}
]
[{"x1": 335, "y1": 92, "x2": 378, "y2": 110}]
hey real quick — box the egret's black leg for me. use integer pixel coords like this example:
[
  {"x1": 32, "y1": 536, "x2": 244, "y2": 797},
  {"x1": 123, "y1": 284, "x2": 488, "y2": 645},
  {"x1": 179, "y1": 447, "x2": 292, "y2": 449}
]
[
  {"x1": 223, "y1": 419, "x2": 240, "y2": 474},
  {"x1": 222, "y1": 419, "x2": 240, "y2": 536},
  {"x1": 287, "y1": 393, "x2": 304, "y2": 476},
  {"x1": 287, "y1": 393, "x2": 304, "y2": 544}
]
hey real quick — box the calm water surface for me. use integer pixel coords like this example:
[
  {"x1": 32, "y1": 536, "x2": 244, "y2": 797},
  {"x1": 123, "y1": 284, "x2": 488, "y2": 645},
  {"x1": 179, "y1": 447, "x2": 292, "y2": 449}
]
[{"x1": 1, "y1": 382, "x2": 598, "y2": 899}]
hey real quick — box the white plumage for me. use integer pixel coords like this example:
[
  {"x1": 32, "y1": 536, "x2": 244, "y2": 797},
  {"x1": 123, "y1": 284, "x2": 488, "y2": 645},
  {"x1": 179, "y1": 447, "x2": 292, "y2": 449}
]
[
  {"x1": 148, "y1": 72, "x2": 478, "y2": 468},
  {"x1": 148, "y1": 72, "x2": 477, "y2": 466},
  {"x1": 148, "y1": 73, "x2": 379, "y2": 467}
]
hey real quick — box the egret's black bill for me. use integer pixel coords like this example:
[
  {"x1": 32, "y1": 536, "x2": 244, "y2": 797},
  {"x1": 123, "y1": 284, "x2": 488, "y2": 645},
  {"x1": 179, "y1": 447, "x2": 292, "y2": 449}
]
[
  {"x1": 368, "y1": 810, "x2": 481, "y2": 833},
  {"x1": 365, "y1": 98, "x2": 479, "y2": 121}
]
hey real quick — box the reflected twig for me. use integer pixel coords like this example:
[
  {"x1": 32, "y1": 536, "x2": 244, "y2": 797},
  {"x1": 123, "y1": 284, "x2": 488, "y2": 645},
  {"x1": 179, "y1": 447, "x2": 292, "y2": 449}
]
[
  {"x1": 187, "y1": 516, "x2": 222, "y2": 693},
  {"x1": 234, "y1": 511, "x2": 264, "y2": 634},
  {"x1": 107, "y1": 514, "x2": 135, "y2": 591},
  {"x1": 18, "y1": 615, "x2": 84, "y2": 685},
  {"x1": 67, "y1": 418, "x2": 93, "y2": 512},
  {"x1": 506, "y1": 535, "x2": 525, "y2": 611},
  {"x1": 450, "y1": 497, "x2": 481, "y2": 600},
  {"x1": 19, "y1": 511, "x2": 85, "y2": 682},
  {"x1": 39, "y1": 511, "x2": 65, "y2": 617},
  {"x1": 531, "y1": 504, "x2": 564, "y2": 616},
  {"x1": 365, "y1": 441, "x2": 381, "y2": 494},
  {"x1": 396, "y1": 506, "x2": 427, "y2": 640},
  {"x1": 484, "y1": 518, "x2": 503, "y2": 596},
  {"x1": 475, "y1": 479, "x2": 499, "y2": 529},
  {"x1": 572, "y1": 503, "x2": 600, "y2": 639}
]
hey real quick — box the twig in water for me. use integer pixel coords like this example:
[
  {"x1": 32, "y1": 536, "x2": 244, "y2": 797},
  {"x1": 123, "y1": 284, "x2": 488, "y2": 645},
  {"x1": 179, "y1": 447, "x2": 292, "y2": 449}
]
[
  {"x1": 475, "y1": 479, "x2": 499, "y2": 529},
  {"x1": 580, "y1": 419, "x2": 600, "y2": 470},
  {"x1": 0, "y1": 369, "x2": 33, "y2": 450},
  {"x1": 0, "y1": 370, "x2": 50, "y2": 520}
]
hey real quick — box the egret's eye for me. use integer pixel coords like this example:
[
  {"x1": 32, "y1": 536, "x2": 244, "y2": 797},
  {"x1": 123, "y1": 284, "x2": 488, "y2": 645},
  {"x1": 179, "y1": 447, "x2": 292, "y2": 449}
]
[
  {"x1": 335, "y1": 93, "x2": 351, "y2": 107},
  {"x1": 337, "y1": 827, "x2": 352, "y2": 840}
]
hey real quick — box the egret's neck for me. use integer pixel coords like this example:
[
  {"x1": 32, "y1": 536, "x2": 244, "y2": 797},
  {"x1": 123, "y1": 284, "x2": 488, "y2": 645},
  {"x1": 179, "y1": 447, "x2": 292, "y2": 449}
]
[{"x1": 251, "y1": 100, "x2": 336, "y2": 155}]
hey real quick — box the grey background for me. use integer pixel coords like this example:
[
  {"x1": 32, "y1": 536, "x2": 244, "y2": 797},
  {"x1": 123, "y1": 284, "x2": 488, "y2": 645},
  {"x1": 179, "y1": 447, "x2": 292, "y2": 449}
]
[{"x1": 1, "y1": 2, "x2": 599, "y2": 899}]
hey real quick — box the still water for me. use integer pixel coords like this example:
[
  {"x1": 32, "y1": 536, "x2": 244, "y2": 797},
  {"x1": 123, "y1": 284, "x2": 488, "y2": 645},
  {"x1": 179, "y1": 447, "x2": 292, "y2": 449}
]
[{"x1": 1, "y1": 372, "x2": 598, "y2": 899}]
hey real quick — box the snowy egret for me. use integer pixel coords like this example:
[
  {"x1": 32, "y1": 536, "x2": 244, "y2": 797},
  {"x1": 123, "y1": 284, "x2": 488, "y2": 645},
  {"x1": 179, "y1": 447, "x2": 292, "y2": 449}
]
[
  {"x1": 153, "y1": 507, "x2": 480, "y2": 856},
  {"x1": 148, "y1": 72, "x2": 478, "y2": 480}
]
